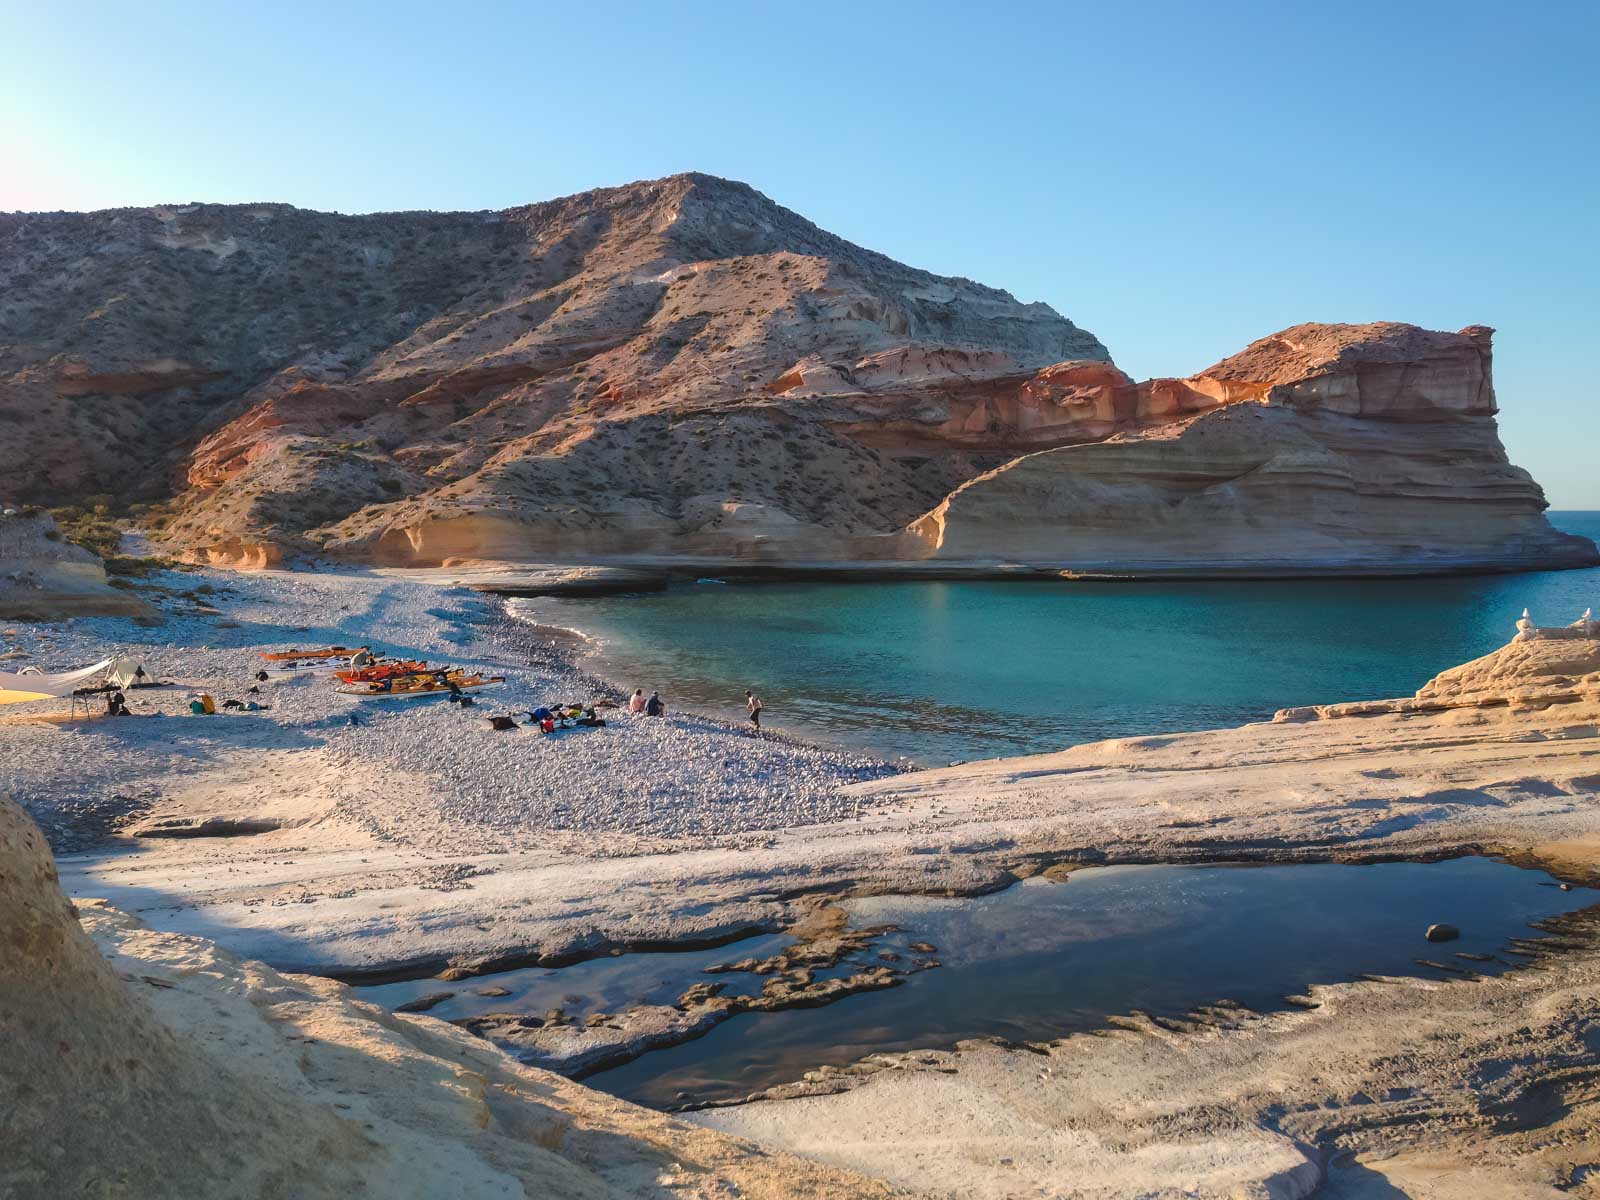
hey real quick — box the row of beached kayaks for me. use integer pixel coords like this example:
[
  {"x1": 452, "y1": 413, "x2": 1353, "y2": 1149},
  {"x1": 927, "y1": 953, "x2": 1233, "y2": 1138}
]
[{"x1": 258, "y1": 648, "x2": 505, "y2": 700}]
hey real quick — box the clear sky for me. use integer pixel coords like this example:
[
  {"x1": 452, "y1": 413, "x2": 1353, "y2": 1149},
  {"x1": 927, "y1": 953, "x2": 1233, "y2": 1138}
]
[{"x1": 4, "y1": 0, "x2": 1596, "y2": 504}]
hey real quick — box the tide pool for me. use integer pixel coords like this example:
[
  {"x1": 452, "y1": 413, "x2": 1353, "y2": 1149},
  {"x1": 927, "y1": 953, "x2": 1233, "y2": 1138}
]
[{"x1": 586, "y1": 858, "x2": 1592, "y2": 1108}]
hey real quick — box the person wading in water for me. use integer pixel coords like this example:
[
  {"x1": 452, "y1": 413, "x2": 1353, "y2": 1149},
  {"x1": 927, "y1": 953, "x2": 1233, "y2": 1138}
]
[{"x1": 745, "y1": 689, "x2": 763, "y2": 729}]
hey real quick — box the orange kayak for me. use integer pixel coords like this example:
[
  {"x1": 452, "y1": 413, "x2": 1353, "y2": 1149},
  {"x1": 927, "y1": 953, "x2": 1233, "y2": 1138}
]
[
  {"x1": 260, "y1": 647, "x2": 358, "y2": 662},
  {"x1": 333, "y1": 661, "x2": 429, "y2": 684}
]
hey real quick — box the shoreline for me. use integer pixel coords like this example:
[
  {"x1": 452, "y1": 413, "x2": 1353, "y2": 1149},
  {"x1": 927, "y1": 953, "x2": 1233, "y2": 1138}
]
[
  {"x1": 382, "y1": 545, "x2": 1600, "y2": 590},
  {"x1": 495, "y1": 598, "x2": 907, "y2": 770},
  {"x1": 373, "y1": 511, "x2": 1600, "y2": 607}
]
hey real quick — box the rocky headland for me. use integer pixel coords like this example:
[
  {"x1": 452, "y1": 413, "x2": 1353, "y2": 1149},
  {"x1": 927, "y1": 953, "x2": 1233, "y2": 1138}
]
[
  {"x1": 902, "y1": 323, "x2": 1596, "y2": 575},
  {"x1": 4, "y1": 175, "x2": 1591, "y2": 576}
]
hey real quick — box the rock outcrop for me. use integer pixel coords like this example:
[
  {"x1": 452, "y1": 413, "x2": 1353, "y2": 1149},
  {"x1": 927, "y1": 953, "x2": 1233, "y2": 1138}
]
[
  {"x1": 901, "y1": 323, "x2": 1595, "y2": 575},
  {"x1": 0, "y1": 507, "x2": 152, "y2": 619},
  {"x1": 1, "y1": 793, "x2": 373, "y2": 1197},
  {"x1": 0, "y1": 793, "x2": 889, "y2": 1198},
  {"x1": 3, "y1": 180, "x2": 1589, "y2": 576},
  {"x1": 1273, "y1": 612, "x2": 1600, "y2": 723}
]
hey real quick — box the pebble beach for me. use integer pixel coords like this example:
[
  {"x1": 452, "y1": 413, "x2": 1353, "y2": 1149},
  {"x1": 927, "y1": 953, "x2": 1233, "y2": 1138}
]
[{"x1": 1, "y1": 565, "x2": 896, "y2": 857}]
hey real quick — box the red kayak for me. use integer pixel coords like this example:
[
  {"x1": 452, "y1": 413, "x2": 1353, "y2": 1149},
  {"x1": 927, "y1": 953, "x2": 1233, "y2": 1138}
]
[{"x1": 333, "y1": 660, "x2": 429, "y2": 684}]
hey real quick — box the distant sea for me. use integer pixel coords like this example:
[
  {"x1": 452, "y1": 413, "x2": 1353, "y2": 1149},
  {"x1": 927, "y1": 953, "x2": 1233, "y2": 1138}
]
[{"x1": 522, "y1": 513, "x2": 1600, "y2": 766}]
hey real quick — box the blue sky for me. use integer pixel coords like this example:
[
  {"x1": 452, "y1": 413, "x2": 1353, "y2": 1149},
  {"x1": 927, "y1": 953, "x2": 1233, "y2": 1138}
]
[{"x1": 4, "y1": 0, "x2": 1596, "y2": 504}]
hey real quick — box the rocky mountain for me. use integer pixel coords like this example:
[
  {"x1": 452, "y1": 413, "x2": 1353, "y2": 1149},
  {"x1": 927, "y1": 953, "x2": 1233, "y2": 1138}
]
[{"x1": 1, "y1": 176, "x2": 1591, "y2": 575}]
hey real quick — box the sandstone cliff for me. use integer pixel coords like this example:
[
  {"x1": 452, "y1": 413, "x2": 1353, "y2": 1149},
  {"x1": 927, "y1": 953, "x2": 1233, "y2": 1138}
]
[
  {"x1": 901, "y1": 323, "x2": 1596, "y2": 575},
  {"x1": 2, "y1": 174, "x2": 1103, "y2": 567},
  {"x1": 3, "y1": 178, "x2": 1589, "y2": 575}
]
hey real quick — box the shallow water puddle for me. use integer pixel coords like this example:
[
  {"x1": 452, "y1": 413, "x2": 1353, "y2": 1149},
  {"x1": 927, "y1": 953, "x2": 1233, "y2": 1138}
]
[
  {"x1": 578, "y1": 858, "x2": 1593, "y2": 1108},
  {"x1": 354, "y1": 859, "x2": 1594, "y2": 1109},
  {"x1": 356, "y1": 932, "x2": 794, "y2": 1020}
]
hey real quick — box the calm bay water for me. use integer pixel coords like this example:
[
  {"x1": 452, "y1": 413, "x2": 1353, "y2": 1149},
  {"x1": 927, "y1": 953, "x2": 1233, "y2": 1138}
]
[{"x1": 527, "y1": 513, "x2": 1600, "y2": 765}]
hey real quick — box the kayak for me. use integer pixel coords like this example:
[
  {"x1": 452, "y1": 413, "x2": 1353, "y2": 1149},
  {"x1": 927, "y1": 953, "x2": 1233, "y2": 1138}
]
[
  {"x1": 260, "y1": 655, "x2": 359, "y2": 677},
  {"x1": 260, "y1": 647, "x2": 359, "y2": 662},
  {"x1": 336, "y1": 672, "x2": 506, "y2": 700},
  {"x1": 333, "y1": 660, "x2": 429, "y2": 684}
]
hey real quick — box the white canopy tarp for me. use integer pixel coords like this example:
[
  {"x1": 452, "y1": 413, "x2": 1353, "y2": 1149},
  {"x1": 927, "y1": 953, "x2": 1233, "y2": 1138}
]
[
  {"x1": 107, "y1": 657, "x2": 148, "y2": 689},
  {"x1": 0, "y1": 658, "x2": 115, "y2": 705}
]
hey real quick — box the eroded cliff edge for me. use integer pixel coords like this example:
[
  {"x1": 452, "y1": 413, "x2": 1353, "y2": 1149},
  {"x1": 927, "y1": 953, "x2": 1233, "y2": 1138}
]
[
  {"x1": 901, "y1": 323, "x2": 1596, "y2": 575},
  {"x1": 325, "y1": 321, "x2": 1593, "y2": 576}
]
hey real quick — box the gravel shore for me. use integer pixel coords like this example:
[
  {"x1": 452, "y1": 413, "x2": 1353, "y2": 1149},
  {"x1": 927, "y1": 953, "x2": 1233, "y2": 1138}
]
[{"x1": 1, "y1": 565, "x2": 896, "y2": 857}]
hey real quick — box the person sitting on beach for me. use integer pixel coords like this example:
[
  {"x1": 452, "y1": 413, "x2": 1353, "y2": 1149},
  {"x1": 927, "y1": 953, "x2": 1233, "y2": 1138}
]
[
  {"x1": 745, "y1": 689, "x2": 763, "y2": 729},
  {"x1": 645, "y1": 691, "x2": 665, "y2": 717},
  {"x1": 628, "y1": 688, "x2": 646, "y2": 714},
  {"x1": 105, "y1": 690, "x2": 130, "y2": 717}
]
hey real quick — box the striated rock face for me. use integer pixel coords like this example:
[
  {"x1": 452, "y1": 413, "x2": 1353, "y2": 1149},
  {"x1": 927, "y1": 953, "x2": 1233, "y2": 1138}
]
[
  {"x1": 902, "y1": 323, "x2": 1595, "y2": 575},
  {"x1": 1, "y1": 174, "x2": 1104, "y2": 568},
  {"x1": 3, "y1": 178, "x2": 1589, "y2": 576}
]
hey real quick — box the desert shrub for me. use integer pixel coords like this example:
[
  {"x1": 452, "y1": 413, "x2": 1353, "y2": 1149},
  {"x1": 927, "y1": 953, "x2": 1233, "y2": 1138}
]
[
  {"x1": 104, "y1": 555, "x2": 171, "y2": 577},
  {"x1": 51, "y1": 506, "x2": 124, "y2": 558}
]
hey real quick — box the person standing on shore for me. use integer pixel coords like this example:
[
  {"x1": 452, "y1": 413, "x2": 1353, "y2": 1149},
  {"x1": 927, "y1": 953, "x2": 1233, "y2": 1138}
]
[
  {"x1": 745, "y1": 689, "x2": 763, "y2": 729},
  {"x1": 628, "y1": 688, "x2": 646, "y2": 714}
]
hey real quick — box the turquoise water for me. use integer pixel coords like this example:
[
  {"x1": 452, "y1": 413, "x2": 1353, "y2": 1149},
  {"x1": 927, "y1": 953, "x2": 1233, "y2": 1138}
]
[{"x1": 526, "y1": 513, "x2": 1600, "y2": 765}]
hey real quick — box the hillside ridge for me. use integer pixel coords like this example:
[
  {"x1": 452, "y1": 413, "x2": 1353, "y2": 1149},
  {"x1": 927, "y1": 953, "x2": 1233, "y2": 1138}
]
[{"x1": 1, "y1": 176, "x2": 1590, "y2": 576}]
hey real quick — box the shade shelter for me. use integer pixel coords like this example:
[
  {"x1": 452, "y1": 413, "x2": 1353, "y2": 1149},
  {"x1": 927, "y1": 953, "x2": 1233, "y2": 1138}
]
[{"x1": 0, "y1": 659, "x2": 116, "y2": 712}]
